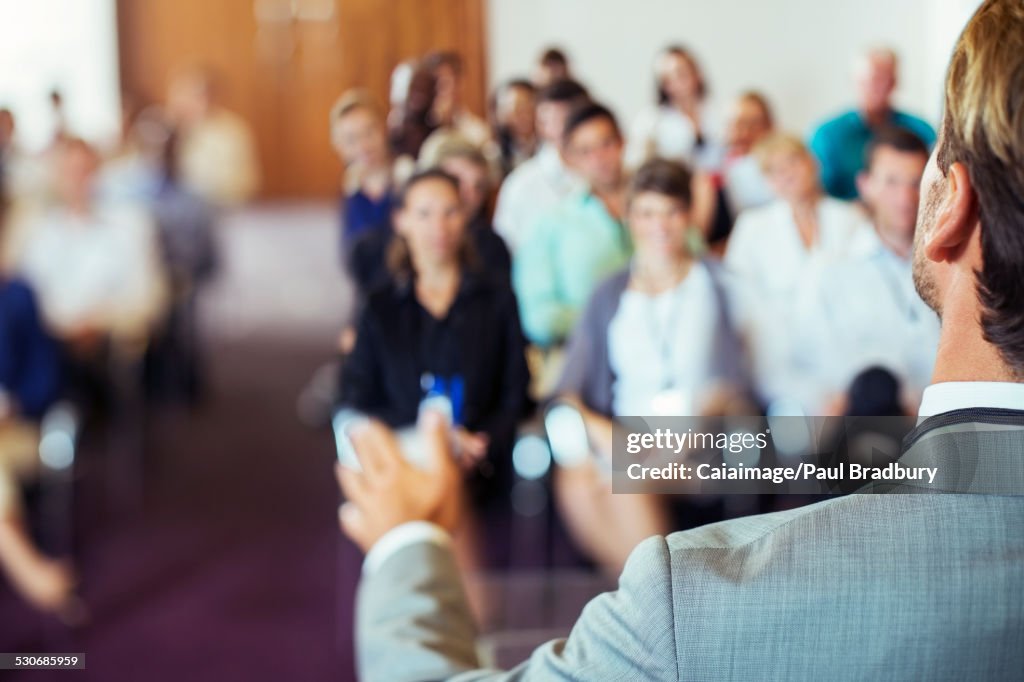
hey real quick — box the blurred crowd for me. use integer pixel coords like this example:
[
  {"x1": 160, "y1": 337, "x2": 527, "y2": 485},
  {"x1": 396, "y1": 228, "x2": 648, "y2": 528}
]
[
  {"x1": 0, "y1": 66, "x2": 257, "y2": 615},
  {"x1": 330, "y1": 46, "x2": 938, "y2": 578},
  {"x1": 0, "y1": 40, "x2": 940, "y2": 617}
]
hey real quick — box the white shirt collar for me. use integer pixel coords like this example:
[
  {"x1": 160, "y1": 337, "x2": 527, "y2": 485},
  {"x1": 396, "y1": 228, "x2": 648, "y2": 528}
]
[{"x1": 918, "y1": 381, "x2": 1024, "y2": 417}]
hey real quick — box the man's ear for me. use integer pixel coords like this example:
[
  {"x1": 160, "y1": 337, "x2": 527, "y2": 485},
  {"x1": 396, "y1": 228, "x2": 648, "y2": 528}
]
[{"x1": 923, "y1": 162, "x2": 978, "y2": 264}]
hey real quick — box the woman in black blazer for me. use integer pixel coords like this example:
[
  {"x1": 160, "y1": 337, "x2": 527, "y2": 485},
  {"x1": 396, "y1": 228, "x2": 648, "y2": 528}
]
[{"x1": 339, "y1": 169, "x2": 531, "y2": 536}]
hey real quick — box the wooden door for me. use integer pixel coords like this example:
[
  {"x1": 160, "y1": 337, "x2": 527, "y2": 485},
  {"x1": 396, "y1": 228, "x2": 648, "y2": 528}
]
[{"x1": 117, "y1": 0, "x2": 488, "y2": 199}]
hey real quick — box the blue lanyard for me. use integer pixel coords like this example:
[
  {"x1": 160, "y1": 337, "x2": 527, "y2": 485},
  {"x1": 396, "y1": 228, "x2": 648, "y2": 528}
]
[{"x1": 420, "y1": 373, "x2": 465, "y2": 426}]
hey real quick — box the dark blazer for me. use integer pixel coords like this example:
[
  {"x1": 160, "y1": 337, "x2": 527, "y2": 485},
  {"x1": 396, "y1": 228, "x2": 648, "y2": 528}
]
[{"x1": 339, "y1": 270, "x2": 531, "y2": 493}]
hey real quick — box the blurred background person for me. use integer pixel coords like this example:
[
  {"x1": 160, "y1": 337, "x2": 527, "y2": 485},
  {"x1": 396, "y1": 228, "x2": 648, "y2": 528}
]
[
  {"x1": 424, "y1": 51, "x2": 491, "y2": 149},
  {"x1": 626, "y1": 45, "x2": 722, "y2": 172},
  {"x1": 9, "y1": 139, "x2": 168, "y2": 404},
  {"x1": 533, "y1": 47, "x2": 572, "y2": 88},
  {"x1": 513, "y1": 102, "x2": 632, "y2": 352},
  {"x1": 388, "y1": 62, "x2": 439, "y2": 173},
  {"x1": 493, "y1": 79, "x2": 589, "y2": 252},
  {"x1": 337, "y1": 169, "x2": 530, "y2": 568},
  {"x1": 554, "y1": 159, "x2": 748, "y2": 574},
  {"x1": 809, "y1": 47, "x2": 935, "y2": 200},
  {"x1": 351, "y1": 134, "x2": 511, "y2": 299},
  {"x1": 725, "y1": 132, "x2": 874, "y2": 409},
  {"x1": 166, "y1": 65, "x2": 259, "y2": 207},
  {"x1": 492, "y1": 79, "x2": 538, "y2": 176},
  {"x1": 0, "y1": 278, "x2": 68, "y2": 615},
  {"x1": 722, "y1": 90, "x2": 776, "y2": 219},
  {"x1": 330, "y1": 90, "x2": 396, "y2": 261},
  {"x1": 795, "y1": 126, "x2": 938, "y2": 413}
]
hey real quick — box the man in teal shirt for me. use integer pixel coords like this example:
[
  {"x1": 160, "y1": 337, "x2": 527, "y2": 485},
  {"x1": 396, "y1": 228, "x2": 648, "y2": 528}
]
[
  {"x1": 513, "y1": 103, "x2": 632, "y2": 347},
  {"x1": 809, "y1": 47, "x2": 935, "y2": 200}
]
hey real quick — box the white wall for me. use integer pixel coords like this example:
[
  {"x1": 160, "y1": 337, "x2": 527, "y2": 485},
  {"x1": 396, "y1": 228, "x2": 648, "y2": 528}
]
[
  {"x1": 0, "y1": 0, "x2": 121, "y2": 151},
  {"x1": 488, "y1": 0, "x2": 980, "y2": 138}
]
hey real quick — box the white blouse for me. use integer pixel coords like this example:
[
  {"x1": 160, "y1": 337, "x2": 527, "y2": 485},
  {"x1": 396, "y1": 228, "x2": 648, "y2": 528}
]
[{"x1": 608, "y1": 261, "x2": 720, "y2": 416}]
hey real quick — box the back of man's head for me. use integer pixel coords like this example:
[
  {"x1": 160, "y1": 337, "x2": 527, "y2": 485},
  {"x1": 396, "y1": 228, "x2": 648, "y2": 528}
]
[{"x1": 934, "y1": 0, "x2": 1024, "y2": 377}]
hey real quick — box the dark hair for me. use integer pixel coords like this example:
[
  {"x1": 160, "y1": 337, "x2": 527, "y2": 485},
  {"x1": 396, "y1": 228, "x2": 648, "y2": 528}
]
[
  {"x1": 504, "y1": 79, "x2": 536, "y2": 95},
  {"x1": 423, "y1": 50, "x2": 462, "y2": 75},
  {"x1": 864, "y1": 126, "x2": 929, "y2": 170},
  {"x1": 656, "y1": 45, "x2": 707, "y2": 105},
  {"x1": 392, "y1": 168, "x2": 460, "y2": 210},
  {"x1": 387, "y1": 169, "x2": 477, "y2": 278},
  {"x1": 936, "y1": 0, "x2": 1024, "y2": 377},
  {"x1": 628, "y1": 158, "x2": 693, "y2": 209},
  {"x1": 539, "y1": 47, "x2": 569, "y2": 68},
  {"x1": 562, "y1": 101, "x2": 620, "y2": 146},
  {"x1": 536, "y1": 79, "x2": 589, "y2": 106},
  {"x1": 844, "y1": 367, "x2": 904, "y2": 417}
]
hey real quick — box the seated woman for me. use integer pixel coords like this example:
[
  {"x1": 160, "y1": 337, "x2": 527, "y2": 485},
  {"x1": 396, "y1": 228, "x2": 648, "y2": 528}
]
[
  {"x1": 724, "y1": 133, "x2": 876, "y2": 410},
  {"x1": 554, "y1": 158, "x2": 750, "y2": 576},
  {"x1": 330, "y1": 90, "x2": 398, "y2": 262},
  {"x1": 0, "y1": 278, "x2": 69, "y2": 614},
  {"x1": 337, "y1": 169, "x2": 531, "y2": 567}
]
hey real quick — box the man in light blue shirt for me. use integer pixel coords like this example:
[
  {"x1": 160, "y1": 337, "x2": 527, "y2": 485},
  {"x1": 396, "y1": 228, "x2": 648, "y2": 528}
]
[
  {"x1": 512, "y1": 102, "x2": 632, "y2": 347},
  {"x1": 809, "y1": 47, "x2": 935, "y2": 200}
]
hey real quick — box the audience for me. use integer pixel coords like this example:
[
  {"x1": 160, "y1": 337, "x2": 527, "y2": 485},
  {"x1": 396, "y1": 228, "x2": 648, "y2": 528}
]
[
  {"x1": 809, "y1": 47, "x2": 935, "y2": 200},
  {"x1": 11, "y1": 139, "x2": 168, "y2": 345},
  {"x1": 553, "y1": 159, "x2": 748, "y2": 574},
  {"x1": 330, "y1": 90, "x2": 396, "y2": 257},
  {"x1": 0, "y1": 278, "x2": 68, "y2": 614},
  {"x1": 492, "y1": 79, "x2": 538, "y2": 176},
  {"x1": 796, "y1": 126, "x2": 939, "y2": 411},
  {"x1": 725, "y1": 132, "x2": 875, "y2": 408},
  {"x1": 513, "y1": 102, "x2": 632, "y2": 349},
  {"x1": 492, "y1": 79, "x2": 588, "y2": 251},
  {"x1": 166, "y1": 66, "x2": 260, "y2": 206},
  {"x1": 337, "y1": 170, "x2": 530, "y2": 532}
]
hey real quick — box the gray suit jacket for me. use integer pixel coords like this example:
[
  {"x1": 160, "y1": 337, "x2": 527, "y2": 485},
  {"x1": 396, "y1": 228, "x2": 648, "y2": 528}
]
[{"x1": 356, "y1": 410, "x2": 1024, "y2": 681}]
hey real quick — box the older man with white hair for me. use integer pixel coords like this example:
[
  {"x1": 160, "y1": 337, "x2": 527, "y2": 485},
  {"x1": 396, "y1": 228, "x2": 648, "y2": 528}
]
[{"x1": 809, "y1": 47, "x2": 936, "y2": 200}]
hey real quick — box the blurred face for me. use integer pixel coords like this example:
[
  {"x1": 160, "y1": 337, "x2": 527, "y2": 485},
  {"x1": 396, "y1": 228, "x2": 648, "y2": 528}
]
[
  {"x1": 628, "y1": 191, "x2": 690, "y2": 260},
  {"x1": 859, "y1": 146, "x2": 928, "y2": 244},
  {"x1": 534, "y1": 62, "x2": 569, "y2": 88},
  {"x1": 856, "y1": 54, "x2": 897, "y2": 114},
  {"x1": 536, "y1": 101, "x2": 571, "y2": 148},
  {"x1": 658, "y1": 52, "x2": 700, "y2": 103},
  {"x1": 56, "y1": 144, "x2": 99, "y2": 207},
  {"x1": 727, "y1": 98, "x2": 772, "y2": 155},
  {"x1": 498, "y1": 86, "x2": 536, "y2": 139},
  {"x1": 395, "y1": 178, "x2": 466, "y2": 267},
  {"x1": 440, "y1": 156, "x2": 489, "y2": 218},
  {"x1": 566, "y1": 117, "x2": 623, "y2": 191},
  {"x1": 167, "y1": 74, "x2": 211, "y2": 124},
  {"x1": 763, "y1": 149, "x2": 819, "y2": 203},
  {"x1": 332, "y1": 107, "x2": 387, "y2": 169}
]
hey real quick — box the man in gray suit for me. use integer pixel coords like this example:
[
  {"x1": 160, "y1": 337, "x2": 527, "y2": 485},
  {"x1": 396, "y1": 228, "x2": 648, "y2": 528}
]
[{"x1": 336, "y1": 1, "x2": 1024, "y2": 678}]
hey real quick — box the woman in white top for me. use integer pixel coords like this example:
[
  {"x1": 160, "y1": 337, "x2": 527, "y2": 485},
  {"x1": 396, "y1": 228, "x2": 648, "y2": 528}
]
[
  {"x1": 555, "y1": 159, "x2": 749, "y2": 576},
  {"x1": 626, "y1": 46, "x2": 722, "y2": 239},
  {"x1": 626, "y1": 45, "x2": 723, "y2": 172},
  {"x1": 725, "y1": 133, "x2": 876, "y2": 408}
]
